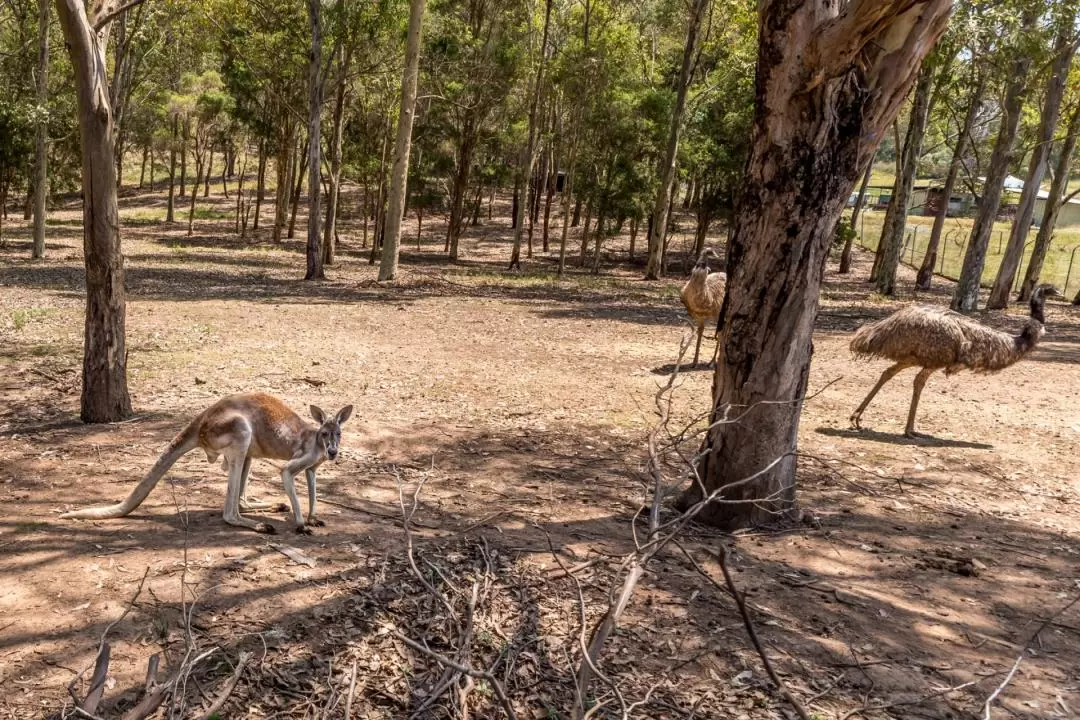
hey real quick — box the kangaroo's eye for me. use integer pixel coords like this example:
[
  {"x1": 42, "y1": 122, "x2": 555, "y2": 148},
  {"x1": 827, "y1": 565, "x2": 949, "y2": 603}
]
[{"x1": 320, "y1": 430, "x2": 329, "y2": 440}]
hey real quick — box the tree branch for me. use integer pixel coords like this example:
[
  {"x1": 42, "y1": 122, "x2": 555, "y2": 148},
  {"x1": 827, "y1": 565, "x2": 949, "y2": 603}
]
[{"x1": 92, "y1": 0, "x2": 150, "y2": 31}]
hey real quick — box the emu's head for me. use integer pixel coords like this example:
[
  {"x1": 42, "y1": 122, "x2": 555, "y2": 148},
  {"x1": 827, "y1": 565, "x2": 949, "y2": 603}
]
[
  {"x1": 695, "y1": 247, "x2": 720, "y2": 270},
  {"x1": 1029, "y1": 284, "x2": 1062, "y2": 324}
]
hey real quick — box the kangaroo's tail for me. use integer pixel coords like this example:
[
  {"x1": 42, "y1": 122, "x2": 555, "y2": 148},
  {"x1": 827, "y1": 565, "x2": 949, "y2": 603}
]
[{"x1": 60, "y1": 417, "x2": 201, "y2": 520}]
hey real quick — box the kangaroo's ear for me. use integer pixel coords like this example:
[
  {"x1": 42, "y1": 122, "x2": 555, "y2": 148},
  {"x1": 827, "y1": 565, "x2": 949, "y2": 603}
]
[
  {"x1": 335, "y1": 405, "x2": 354, "y2": 425},
  {"x1": 310, "y1": 405, "x2": 327, "y2": 423}
]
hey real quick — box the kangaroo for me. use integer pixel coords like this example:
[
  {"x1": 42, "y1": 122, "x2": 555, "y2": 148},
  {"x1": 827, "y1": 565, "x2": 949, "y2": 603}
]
[{"x1": 60, "y1": 393, "x2": 353, "y2": 534}]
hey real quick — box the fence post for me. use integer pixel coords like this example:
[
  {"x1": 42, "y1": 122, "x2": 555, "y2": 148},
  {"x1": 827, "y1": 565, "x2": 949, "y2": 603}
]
[{"x1": 1066, "y1": 245, "x2": 1080, "y2": 298}]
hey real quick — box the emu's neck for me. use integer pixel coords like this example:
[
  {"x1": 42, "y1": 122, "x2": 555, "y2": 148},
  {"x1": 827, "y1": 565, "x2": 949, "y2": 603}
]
[
  {"x1": 1029, "y1": 294, "x2": 1047, "y2": 324},
  {"x1": 1013, "y1": 318, "x2": 1045, "y2": 358}
]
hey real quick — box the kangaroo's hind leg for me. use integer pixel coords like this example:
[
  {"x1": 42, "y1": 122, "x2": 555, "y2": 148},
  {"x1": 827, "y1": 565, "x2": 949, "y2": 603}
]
[
  {"x1": 217, "y1": 423, "x2": 275, "y2": 533},
  {"x1": 238, "y1": 457, "x2": 288, "y2": 513}
]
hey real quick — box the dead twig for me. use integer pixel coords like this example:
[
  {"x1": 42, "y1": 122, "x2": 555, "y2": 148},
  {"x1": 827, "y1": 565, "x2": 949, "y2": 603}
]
[
  {"x1": 712, "y1": 545, "x2": 812, "y2": 720},
  {"x1": 198, "y1": 651, "x2": 251, "y2": 720},
  {"x1": 983, "y1": 590, "x2": 1080, "y2": 719}
]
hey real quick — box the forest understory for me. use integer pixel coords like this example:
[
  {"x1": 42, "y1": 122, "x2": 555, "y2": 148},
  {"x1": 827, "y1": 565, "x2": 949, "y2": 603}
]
[{"x1": 1, "y1": 187, "x2": 1078, "y2": 719}]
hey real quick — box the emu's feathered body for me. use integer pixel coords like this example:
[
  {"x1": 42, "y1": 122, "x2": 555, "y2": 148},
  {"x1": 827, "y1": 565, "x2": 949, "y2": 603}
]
[
  {"x1": 680, "y1": 248, "x2": 727, "y2": 364},
  {"x1": 849, "y1": 284, "x2": 1059, "y2": 438},
  {"x1": 849, "y1": 304, "x2": 1043, "y2": 375}
]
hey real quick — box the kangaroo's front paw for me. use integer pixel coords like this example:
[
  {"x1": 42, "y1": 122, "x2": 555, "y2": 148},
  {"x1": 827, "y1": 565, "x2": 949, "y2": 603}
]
[
  {"x1": 274, "y1": 503, "x2": 290, "y2": 513},
  {"x1": 306, "y1": 517, "x2": 326, "y2": 527},
  {"x1": 294, "y1": 524, "x2": 313, "y2": 535},
  {"x1": 254, "y1": 522, "x2": 277, "y2": 535}
]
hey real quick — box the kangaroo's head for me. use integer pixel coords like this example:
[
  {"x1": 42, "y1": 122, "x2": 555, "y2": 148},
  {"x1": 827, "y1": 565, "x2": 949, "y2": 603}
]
[{"x1": 310, "y1": 405, "x2": 354, "y2": 461}]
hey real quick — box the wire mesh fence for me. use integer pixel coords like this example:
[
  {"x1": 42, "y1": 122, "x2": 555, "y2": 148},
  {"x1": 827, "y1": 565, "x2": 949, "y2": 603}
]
[{"x1": 852, "y1": 210, "x2": 1080, "y2": 298}]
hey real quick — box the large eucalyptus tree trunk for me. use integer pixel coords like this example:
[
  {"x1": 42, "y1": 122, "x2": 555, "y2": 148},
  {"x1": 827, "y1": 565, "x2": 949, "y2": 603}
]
[
  {"x1": 643, "y1": 0, "x2": 707, "y2": 280},
  {"x1": 379, "y1": 0, "x2": 426, "y2": 281},
  {"x1": 305, "y1": 0, "x2": 324, "y2": 280},
  {"x1": 988, "y1": 17, "x2": 1076, "y2": 309},
  {"x1": 952, "y1": 11, "x2": 1036, "y2": 312},
  {"x1": 916, "y1": 72, "x2": 984, "y2": 289},
  {"x1": 675, "y1": 0, "x2": 951, "y2": 529},
  {"x1": 31, "y1": 0, "x2": 48, "y2": 259},
  {"x1": 55, "y1": 0, "x2": 133, "y2": 423}
]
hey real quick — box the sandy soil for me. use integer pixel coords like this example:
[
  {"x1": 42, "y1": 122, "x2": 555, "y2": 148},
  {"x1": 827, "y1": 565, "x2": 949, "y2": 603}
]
[{"x1": 1, "y1": 186, "x2": 1078, "y2": 719}]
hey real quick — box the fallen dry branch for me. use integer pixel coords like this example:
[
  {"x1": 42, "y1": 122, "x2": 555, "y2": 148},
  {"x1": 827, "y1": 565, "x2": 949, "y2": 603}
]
[
  {"x1": 197, "y1": 651, "x2": 252, "y2": 720},
  {"x1": 713, "y1": 545, "x2": 812, "y2": 720},
  {"x1": 982, "y1": 589, "x2": 1080, "y2": 719}
]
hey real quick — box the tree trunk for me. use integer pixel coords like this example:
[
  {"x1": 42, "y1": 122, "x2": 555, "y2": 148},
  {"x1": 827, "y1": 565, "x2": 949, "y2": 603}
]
[
  {"x1": 203, "y1": 146, "x2": 213, "y2": 197},
  {"x1": 870, "y1": 121, "x2": 902, "y2": 280},
  {"x1": 988, "y1": 20, "x2": 1076, "y2": 309},
  {"x1": 167, "y1": 115, "x2": 178, "y2": 222},
  {"x1": 1020, "y1": 106, "x2": 1080, "y2": 301},
  {"x1": 873, "y1": 62, "x2": 934, "y2": 295},
  {"x1": 180, "y1": 118, "x2": 188, "y2": 196},
  {"x1": 305, "y1": 0, "x2": 325, "y2": 281},
  {"x1": 839, "y1": 155, "x2": 874, "y2": 274},
  {"x1": 916, "y1": 73, "x2": 984, "y2": 289},
  {"x1": 187, "y1": 144, "x2": 202, "y2": 236},
  {"x1": 254, "y1": 137, "x2": 266, "y2": 231},
  {"x1": 447, "y1": 130, "x2": 475, "y2": 261},
  {"x1": 674, "y1": 0, "x2": 950, "y2": 529},
  {"x1": 542, "y1": 146, "x2": 556, "y2": 252},
  {"x1": 578, "y1": 200, "x2": 592, "y2": 265},
  {"x1": 953, "y1": 12, "x2": 1036, "y2": 312},
  {"x1": 509, "y1": 0, "x2": 553, "y2": 270},
  {"x1": 325, "y1": 42, "x2": 353, "y2": 268},
  {"x1": 288, "y1": 134, "x2": 309, "y2": 240},
  {"x1": 138, "y1": 143, "x2": 147, "y2": 188},
  {"x1": 644, "y1": 0, "x2": 707, "y2": 280},
  {"x1": 683, "y1": 175, "x2": 695, "y2": 208},
  {"x1": 629, "y1": 216, "x2": 638, "y2": 260},
  {"x1": 273, "y1": 125, "x2": 293, "y2": 241},
  {"x1": 55, "y1": 0, "x2": 134, "y2": 423},
  {"x1": 31, "y1": 0, "x2": 49, "y2": 259}
]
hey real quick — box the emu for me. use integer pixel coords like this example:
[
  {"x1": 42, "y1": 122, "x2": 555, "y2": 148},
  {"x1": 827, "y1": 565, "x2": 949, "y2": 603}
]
[
  {"x1": 680, "y1": 247, "x2": 727, "y2": 365},
  {"x1": 849, "y1": 284, "x2": 1061, "y2": 438}
]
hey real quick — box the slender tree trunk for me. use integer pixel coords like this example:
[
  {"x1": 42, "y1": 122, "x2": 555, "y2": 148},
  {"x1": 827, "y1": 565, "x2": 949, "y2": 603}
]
[
  {"x1": 509, "y1": 0, "x2": 553, "y2": 270},
  {"x1": 917, "y1": 73, "x2": 984, "y2": 289},
  {"x1": 166, "y1": 116, "x2": 178, "y2": 222},
  {"x1": 542, "y1": 145, "x2": 556, "y2": 252},
  {"x1": 874, "y1": 62, "x2": 935, "y2": 295},
  {"x1": 953, "y1": 17, "x2": 1035, "y2": 312},
  {"x1": 289, "y1": 134, "x2": 308, "y2": 240},
  {"x1": 644, "y1": 0, "x2": 708, "y2": 280},
  {"x1": 221, "y1": 151, "x2": 229, "y2": 199},
  {"x1": 305, "y1": 0, "x2": 325, "y2": 280},
  {"x1": 371, "y1": 120, "x2": 392, "y2": 264},
  {"x1": 325, "y1": 43, "x2": 353, "y2": 268},
  {"x1": 578, "y1": 200, "x2": 592, "y2": 265},
  {"x1": 149, "y1": 146, "x2": 154, "y2": 188},
  {"x1": 273, "y1": 124, "x2": 293, "y2": 241},
  {"x1": 673, "y1": 0, "x2": 950, "y2": 529},
  {"x1": 557, "y1": 157, "x2": 576, "y2": 276},
  {"x1": 203, "y1": 146, "x2": 213, "y2": 197},
  {"x1": 31, "y1": 0, "x2": 49, "y2": 259},
  {"x1": 683, "y1": 175, "x2": 695, "y2": 208},
  {"x1": 629, "y1": 216, "x2": 638, "y2": 260},
  {"x1": 447, "y1": 131, "x2": 475, "y2": 261},
  {"x1": 138, "y1": 143, "x2": 147, "y2": 188},
  {"x1": 187, "y1": 141, "x2": 202, "y2": 236},
  {"x1": 839, "y1": 155, "x2": 874, "y2": 274},
  {"x1": 870, "y1": 121, "x2": 902, "y2": 279},
  {"x1": 989, "y1": 20, "x2": 1076, "y2": 309},
  {"x1": 55, "y1": 0, "x2": 134, "y2": 422},
  {"x1": 1020, "y1": 106, "x2": 1080, "y2": 301},
  {"x1": 180, "y1": 118, "x2": 188, "y2": 197},
  {"x1": 254, "y1": 137, "x2": 266, "y2": 230}
]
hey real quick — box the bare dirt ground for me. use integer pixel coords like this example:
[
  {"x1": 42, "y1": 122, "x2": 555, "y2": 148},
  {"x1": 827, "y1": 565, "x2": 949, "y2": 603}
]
[{"x1": 1, "y1": 185, "x2": 1079, "y2": 719}]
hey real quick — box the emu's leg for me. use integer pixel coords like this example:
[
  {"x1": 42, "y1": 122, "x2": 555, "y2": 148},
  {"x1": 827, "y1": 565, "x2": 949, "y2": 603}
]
[
  {"x1": 904, "y1": 368, "x2": 936, "y2": 438},
  {"x1": 850, "y1": 362, "x2": 909, "y2": 430},
  {"x1": 692, "y1": 322, "x2": 704, "y2": 365}
]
